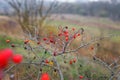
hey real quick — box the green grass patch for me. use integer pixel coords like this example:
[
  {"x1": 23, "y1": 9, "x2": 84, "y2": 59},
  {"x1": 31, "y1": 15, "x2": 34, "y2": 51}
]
[{"x1": 0, "y1": 34, "x2": 23, "y2": 49}]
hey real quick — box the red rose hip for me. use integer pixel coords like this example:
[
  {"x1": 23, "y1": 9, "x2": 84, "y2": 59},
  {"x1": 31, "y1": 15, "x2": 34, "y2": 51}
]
[
  {"x1": 6, "y1": 40, "x2": 10, "y2": 43},
  {"x1": 12, "y1": 54, "x2": 23, "y2": 64},
  {"x1": 79, "y1": 75, "x2": 84, "y2": 79},
  {"x1": 0, "y1": 49, "x2": 13, "y2": 69},
  {"x1": 40, "y1": 73, "x2": 50, "y2": 80}
]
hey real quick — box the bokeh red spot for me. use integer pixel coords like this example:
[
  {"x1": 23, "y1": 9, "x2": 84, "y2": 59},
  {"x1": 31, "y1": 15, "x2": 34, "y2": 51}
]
[
  {"x1": 0, "y1": 49, "x2": 13, "y2": 69},
  {"x1": 40, "y1": 73, "x2": 50, "y2": 80},
  {"x1": 12, "y1": 54, "x2": 23, "y2": 64}
]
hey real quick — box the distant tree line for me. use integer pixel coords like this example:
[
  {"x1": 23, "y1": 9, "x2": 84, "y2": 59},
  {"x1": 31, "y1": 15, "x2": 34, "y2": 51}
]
[
  {"x1": 52, "y1": 1, "x2": 120, "y2": 20},
  {"x1": 1, "y1": 1, "x2": 120, "y2": 21}
]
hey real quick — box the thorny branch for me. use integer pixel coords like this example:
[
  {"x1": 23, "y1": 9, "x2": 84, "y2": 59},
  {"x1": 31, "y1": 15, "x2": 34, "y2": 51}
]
[{"x1": 4, "y1": 26, "x2": 120, "y2": 80}]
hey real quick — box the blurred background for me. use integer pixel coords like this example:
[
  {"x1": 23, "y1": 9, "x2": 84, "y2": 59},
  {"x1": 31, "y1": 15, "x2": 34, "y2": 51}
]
[
  {"x1": 0, "y1": 0, "x2": 120, "y2": 79},
  {"x1": 0, "y1": 0, "x2": 120, "y2": 58}
]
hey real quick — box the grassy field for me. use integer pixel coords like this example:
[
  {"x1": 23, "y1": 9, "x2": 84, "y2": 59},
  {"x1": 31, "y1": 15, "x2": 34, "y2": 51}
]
[
  {"x1": 0, "y1": 14, "x2": 120, "y2": 80},
  {"x1": 47, "y1": 14, "x2": 120, "y2": 64}
]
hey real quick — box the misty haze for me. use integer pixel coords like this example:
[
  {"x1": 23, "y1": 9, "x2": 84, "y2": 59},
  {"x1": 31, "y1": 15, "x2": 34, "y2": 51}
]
[{"x1": 0, "y1": 0, "x2": 120, "y2": 80}]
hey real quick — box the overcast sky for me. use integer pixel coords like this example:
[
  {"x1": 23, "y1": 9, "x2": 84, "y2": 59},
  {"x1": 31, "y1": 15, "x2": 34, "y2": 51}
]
[
  {"x1": 59, "y1": 0, "x2": 99, "y2": 2},
  {"x1": 47, "y1": 0, "x2": 100, "y2": 2}
]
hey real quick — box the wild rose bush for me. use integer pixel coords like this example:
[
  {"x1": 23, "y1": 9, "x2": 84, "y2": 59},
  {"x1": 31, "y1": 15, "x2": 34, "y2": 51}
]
[{"x1": 0, "y1": 26, "x2": 119, "y2": 80}]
